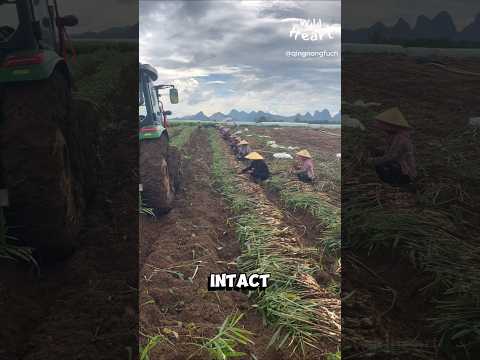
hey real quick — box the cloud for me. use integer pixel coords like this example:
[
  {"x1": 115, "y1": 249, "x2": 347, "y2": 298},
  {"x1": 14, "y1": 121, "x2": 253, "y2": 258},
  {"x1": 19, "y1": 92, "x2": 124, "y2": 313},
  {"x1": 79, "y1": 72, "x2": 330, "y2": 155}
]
[{"x1": 140, "y1": 0, "x2": 341, "y2": 117}]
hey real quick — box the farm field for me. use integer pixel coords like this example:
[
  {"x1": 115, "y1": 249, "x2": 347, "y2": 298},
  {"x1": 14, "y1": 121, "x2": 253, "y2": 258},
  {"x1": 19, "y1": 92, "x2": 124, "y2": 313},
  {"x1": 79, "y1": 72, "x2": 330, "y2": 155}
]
[
  {"x1": 342, "y1": 53, "x2": 480, "y2": 359},
  {"x1": 0, "y1": 41, "x2": 139, "y2": 358},
  {"x1": 139, "y1": 124, "x2": 341, "y2": 359}
]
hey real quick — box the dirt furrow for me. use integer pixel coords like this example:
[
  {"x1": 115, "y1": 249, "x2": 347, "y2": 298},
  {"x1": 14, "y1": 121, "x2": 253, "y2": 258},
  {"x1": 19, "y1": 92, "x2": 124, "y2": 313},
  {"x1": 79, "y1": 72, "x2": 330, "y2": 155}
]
[
  {"x1": 139, "y1": 127, "x2": 288, "y2": 360},
  {"x1": 213, "y1": 131, "x2": 341, "y2": 357}
]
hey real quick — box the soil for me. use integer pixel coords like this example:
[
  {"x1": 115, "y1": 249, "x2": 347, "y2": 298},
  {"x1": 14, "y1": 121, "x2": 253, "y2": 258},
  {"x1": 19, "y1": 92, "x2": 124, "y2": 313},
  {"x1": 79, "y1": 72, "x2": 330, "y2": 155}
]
[
  {"x1": 342, "y1": 54, "x2": 480, "y2": 137},
  {"x1": 0, "y1": 63, "x2": 138, "y2": 359},
  {"x1": 243, "y1": 127, "x2": 340, "y2": 162},
  {"x1": 139, "y1": 128, "x2": 292, "y2": 360}
]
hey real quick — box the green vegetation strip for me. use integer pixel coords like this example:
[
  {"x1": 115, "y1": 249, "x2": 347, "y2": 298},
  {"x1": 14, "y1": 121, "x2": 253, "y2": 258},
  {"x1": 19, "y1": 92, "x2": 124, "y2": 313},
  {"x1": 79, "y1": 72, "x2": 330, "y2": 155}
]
[
  {"x1": 71, "y1": 44, "x2": 136, "y2": 124},
  {"x1": 208, "y1": 130, "x2": 340, "y2": 356},
  {"x1": 196, "y1": 311, "x2": 254, "y2": 360},
  {"x1": 170, "y1": 126, "x2": 195, "y2": 149},
  {"x1": 266, "y1": 174, "x2": 341, "y2": 255},
  {"x1": 343, "y1": 123, "x2": 480, "y2": 355},
  {"x1": 0, "y1": 208, "x2": 36, "y2": 265}
]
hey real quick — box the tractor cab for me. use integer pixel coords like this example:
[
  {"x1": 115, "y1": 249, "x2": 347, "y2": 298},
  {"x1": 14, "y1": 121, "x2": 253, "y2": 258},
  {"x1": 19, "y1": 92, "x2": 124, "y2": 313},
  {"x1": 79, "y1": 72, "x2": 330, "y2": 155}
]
[
  {"x1": 0, "y1": 1, "x2": 86, "y2": 262},
  {"x1": 139, "y1": 63, "x2": 180, "y2": 214},
  {"x1": 0, "y1": 0, "x2": 77, "y2": 83},
  {"x1": 139, "y1": 62, "x2": 178, "y2": 140}
]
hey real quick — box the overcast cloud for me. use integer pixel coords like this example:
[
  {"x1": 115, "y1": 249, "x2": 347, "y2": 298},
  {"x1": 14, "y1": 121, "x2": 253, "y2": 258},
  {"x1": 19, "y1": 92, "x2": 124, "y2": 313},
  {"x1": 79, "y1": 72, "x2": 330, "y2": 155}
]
[{"x1": 140, "y1": 1, "x2": 341, "y2": 117}]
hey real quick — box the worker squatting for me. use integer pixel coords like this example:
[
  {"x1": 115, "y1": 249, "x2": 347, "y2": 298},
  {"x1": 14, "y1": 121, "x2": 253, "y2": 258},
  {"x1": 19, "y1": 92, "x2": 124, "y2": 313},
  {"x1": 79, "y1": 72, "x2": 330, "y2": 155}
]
[
  {"x1": 218, "y1": 105, "x2": 417, "y2": 191},
  {"x1": 219, "y1": 127, "x2": 315, "y2": 184}
]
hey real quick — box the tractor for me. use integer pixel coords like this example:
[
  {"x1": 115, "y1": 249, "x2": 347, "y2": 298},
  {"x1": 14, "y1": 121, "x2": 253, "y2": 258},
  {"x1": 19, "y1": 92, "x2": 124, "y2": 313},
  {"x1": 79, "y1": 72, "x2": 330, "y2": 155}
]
[
  {"x1": 139, "y1": 63, "x2": 180, "y2": 214},
  {"x1": 0, "y1": 0, "x2": 98, "y2": 261}
]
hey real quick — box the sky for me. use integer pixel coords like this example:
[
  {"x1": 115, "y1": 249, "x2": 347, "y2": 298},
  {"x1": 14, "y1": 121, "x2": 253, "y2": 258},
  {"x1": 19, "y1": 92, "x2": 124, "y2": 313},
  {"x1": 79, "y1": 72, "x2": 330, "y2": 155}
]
[
  {"x1": 0, "y1": 0, "x2": 137, "y2": 34},
  {"x1": 139, "y1": 0, "x2": 341, "y2": 118},
  {"x1": 343, "y1": 0, "x2": 479, "y2": 30}
]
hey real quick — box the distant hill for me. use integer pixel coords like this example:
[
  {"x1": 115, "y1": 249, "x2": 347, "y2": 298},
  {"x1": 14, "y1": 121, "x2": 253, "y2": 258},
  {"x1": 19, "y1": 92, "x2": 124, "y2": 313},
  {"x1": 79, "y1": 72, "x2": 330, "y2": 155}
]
[
  {"x1": 343, "y1": 11, "x2": 480, "y2": 46},
  {"x1": 71, "y1": 23, "x2": 138, "y2": 39},
  {"x1": 171, "y1": 109, "x2": 341, "y2": 124}
]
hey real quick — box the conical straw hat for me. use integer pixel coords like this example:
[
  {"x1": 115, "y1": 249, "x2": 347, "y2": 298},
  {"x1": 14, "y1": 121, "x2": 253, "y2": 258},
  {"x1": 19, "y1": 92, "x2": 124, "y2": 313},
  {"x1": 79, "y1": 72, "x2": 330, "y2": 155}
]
[
  {"x1": 296, "y1": 149, "x2": 312, "y2": 158},
  {"x1": 245, "y1": 152, "x2": 263, "y2": 160},
  {"x1": 374, "y1": 107, "x2": 411, "y2": 128},
  {"x1": 238, "y1": 140, "x2": 249, "y2": 145}
]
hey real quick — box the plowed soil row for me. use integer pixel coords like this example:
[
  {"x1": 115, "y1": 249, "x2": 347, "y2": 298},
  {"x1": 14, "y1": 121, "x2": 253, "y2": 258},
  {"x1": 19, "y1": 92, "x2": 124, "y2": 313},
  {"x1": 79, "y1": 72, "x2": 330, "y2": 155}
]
[
  {"x1": 214, "y1": 131, "x2": 340, "y2": 358},
  {"x1": 139, "y1": 127, "x2": 290, "y2": 360}
]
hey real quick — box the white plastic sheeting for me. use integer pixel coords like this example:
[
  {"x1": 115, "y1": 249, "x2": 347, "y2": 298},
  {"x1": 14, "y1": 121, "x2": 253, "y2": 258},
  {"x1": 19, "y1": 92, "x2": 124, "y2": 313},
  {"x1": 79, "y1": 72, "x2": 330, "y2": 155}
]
[
  {"x1": 267, "y1": 140, "x2": 286, "y2": 149},
  {"x1": 342, "y1": 114, "x2": 366, "y2": 131},
  {"x1": 469, "y1": 117, "x2": 480, "y2": 128},
  {"x1": 273, "y1": 152, "x2": 293, "y2": 159},
  {"x1": 352, "y1": 100, "x2": 382, "y2": 108}
]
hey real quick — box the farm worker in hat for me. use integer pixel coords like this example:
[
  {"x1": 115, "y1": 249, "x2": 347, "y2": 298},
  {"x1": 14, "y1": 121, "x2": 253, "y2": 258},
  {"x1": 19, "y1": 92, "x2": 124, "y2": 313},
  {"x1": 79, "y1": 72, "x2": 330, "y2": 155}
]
[
  {"x1": 367, "y1": 107, "x2": 417, "y2": 187},
  {"x1": 241, "y1": 152, "x2": 270, "y2": 183},
  {"x1": 221, "y1": 127, "x2": 231, "y2": 139},
  {"x1": 236, "y1": 140, "x2": 252, "y2": 160},
  {"x1": 293, "y1": 149, "x2": 315, "y2": 183},
  {"x1": 229, "y1": 136, "x2": 240, "y2": 152}
]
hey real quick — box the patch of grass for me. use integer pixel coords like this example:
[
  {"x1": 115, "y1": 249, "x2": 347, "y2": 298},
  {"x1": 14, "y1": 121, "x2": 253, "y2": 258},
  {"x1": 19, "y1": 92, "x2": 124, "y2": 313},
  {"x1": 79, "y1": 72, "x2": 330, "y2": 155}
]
[
  {"x1": 170, "y1": 126, "x2": 195, "y2": 149},
  {"x1": 265, "y1": 178, "x2": 341, "y2": 255},
  {"x1": 326, "y1": 351, "x2": 341, "y2": 360},
  {"x1": 139, "y1": 333, "x2": 172, "y2": 360},
  {"x1": 71, "y1": 44, "x2": 136, "y2": 127},
  {"x1": 170, "y1": 120, "x2": 216, "y2": 127},
  {"x1": 139, "y1": 192, "x2": 155, "y2": 217},
  {"x1": 73, "y1": 41, "x2": 137, "y2": 55},
  {"x1": 197, "y1": 311, "x2": 254, "y2": 360},
  {"x1": 0, "y1": 209, "x2": 37, "y2": 266},
  {"x1": 260, "y1": 287, "x2": 327, "y2": 354}
]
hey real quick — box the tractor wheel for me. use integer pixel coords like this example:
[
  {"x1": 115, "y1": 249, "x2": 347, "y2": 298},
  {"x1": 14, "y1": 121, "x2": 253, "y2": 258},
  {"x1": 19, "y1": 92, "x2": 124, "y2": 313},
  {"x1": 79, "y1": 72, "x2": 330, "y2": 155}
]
[
  {"x1": 140, "y1": 132, "x2": 175, "y2": 215},
  {"x1": 0, "y1": 69, "x2": 84, "y2": 262},
  {"x1": 167, "y1": 146, "x2": 182, "y2": 192}
]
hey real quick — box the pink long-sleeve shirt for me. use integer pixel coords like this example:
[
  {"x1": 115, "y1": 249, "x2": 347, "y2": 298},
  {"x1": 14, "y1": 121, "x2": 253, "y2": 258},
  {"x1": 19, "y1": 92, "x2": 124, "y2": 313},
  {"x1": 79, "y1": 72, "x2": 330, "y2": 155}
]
[
  {"x1": 374, "y1": 131, "x2": 417, "y2": 178},
  {"x1": 301, "y1": 158, "x2": 315, "y2": 179}
]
